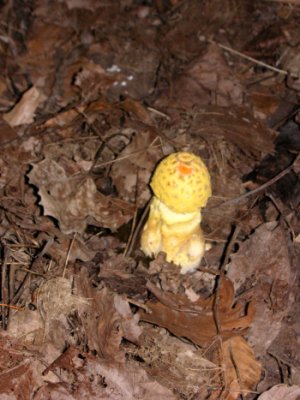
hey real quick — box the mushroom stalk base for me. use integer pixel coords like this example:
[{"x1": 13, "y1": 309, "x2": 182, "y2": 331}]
[{"x1": 141, "y1": 197, "x2": 207, "y2": 273}]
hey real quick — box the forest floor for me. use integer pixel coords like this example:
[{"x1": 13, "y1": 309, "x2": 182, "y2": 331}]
[{"x1": 0, "y1": 1, "x2": 299, "y2": 399}]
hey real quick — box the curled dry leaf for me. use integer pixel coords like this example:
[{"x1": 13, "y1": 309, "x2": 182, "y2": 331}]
[
  {"x1": 41, "y1": 234, "x2": 96, "y2": 263},
  {"x1": 257, "y1": 384, "x2": 300, "y2": 400},
  {"x1": 110, "y1": 129, "x2": 163, "y2": 207},
  {"x1": 35, "y1": 346, "x2": 176, "y2": 400},
  {"x1": 0, "y1": 117, "x2": 18, "y2": 144},
  {"x1": 37, "y1": 277, "x2": 89, "y2": 339},
  {"x1": 76, "y1": 272, "x2": 142, "y2": 362},
  {"x1": 157, "y1": 43, "x2": 244, "y2": 109},
  {"x1": 210, "y1": 336, "x2": 262, "y2": 400},
  {"x1": 140, "y1": 277, "x2": 255, "y2": 347},
  {"x1": 227, "y1": 222, "x2": 292, "y2": 355},
  {"x1": 190, "y1": 105, "x2": 276, "y2": 155},
  {"x1": 28, "y1": 158, "x2": 135, "y2": 234},
  {"x1": 136, "y1": 326, "x2": 219, "y2": 398},
  {"x1": 3, "y1": 86, "x2": 46, "y2": 127}
]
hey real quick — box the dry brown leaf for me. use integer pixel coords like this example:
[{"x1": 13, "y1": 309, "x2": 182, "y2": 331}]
[
  {"x1": 227, "y1": 222, "x2": 292, "y2": 356},
  {"x1": 35, "y1": 346, "x2": 176, "y2": 400},
  {"x1": 0, "y1": 359, "x2": 43, "y2": 399},
  {"x1": 0, "y1": 334, "x2": 48, "y2": 398},
  {"x1": 76, "y1": 272, "x2": 142, "y2": 362},
  {"x1": 257, "y1": 384, "x2": 300, "y2": 400},
  {"x1": 42, "y1": 235, "x2": 96, "y2": 263},
  {"x1": 118, "y1": 98, "x2": 154, "y2": 125},
  {"x1": 190, "y1": 105, "x2": 276, "y2": 154},
  {"x1": 3, "y1": 86, "x2": 46, "y2": 127},
  {"x1": 37, "y1": 277, "x2": 89, "y2": 341},
  {"x1": 110, "y1": 129, "x2": 163, "y2": 207},
  {"x1": 137, "y1": 326, "x2": 219, "y2": 398},
  {"x1": 28, "y1": 158, "x2": 134, "y2": 234},
  {"x1": 210, "y1": 336, "x2": 262, "y2": 400},
  {"x1": 140, "y1": 277, "x2": 255, "y2": 347},
  {"x1": 156, "y1": 43, "x2": 244, "y2": 110},
  {"x1": 0, "y1": 117, "x2": 19, "y2": 144}
]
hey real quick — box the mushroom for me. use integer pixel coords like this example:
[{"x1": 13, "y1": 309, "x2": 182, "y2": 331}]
[{"x1": 141, "y1": 152, "x2": 211, "y2": 273}]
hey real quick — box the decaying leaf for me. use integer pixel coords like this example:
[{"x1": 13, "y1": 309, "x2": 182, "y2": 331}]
[
  {"x1": 136, "y1": 326, "x2": 219, "y2": 398},
  {"x1": 190, "y1": 105, "x2": 276, "y2": 154},
  {"x1": 37, "y1": 277, "x2": 89, "y2": 340},
  {"x1": 28, "y1": 158, "x2": 135, "y2": 234},
  {"x1": 157, "y1": 43, "x2": 244, "y2": 109},
  {"x1": 110, "y1": 129, "x2": 163, "y2": 207},
  {"x1": 257, "y1": 384, "x2": 300, "y2": 400},
  {"x1": 227, "y1": 222, "x2": 292, "y2": 355},
  {"x1": 76, "y1": 272, "x2": 142, "y2": 362},
  {"x1": 210, "y1": 336, "x2": 262, "y2": 400},
  {"x1": 140, "y1": 277, "x2": 255, "y2": 347},
  {"x1": 35, "y1": 346, "x2": 176, "y2": 400},
  {"x1": 3, "y1": 86, "x2": 46, "y2": 127}
]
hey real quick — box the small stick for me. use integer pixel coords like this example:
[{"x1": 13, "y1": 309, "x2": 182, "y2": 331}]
[
  {"x1": 209, "y1": 164, "x2": 293, "y2": 209},
  {"x1": 0, "y1": 304, "x2": 23, "y2": 311},
  {"x1": 212, "y1": 41, "x2": 291, "y2": 76},
  {"x1": 213, "y1": 226, "x2": 241, "y2": 335},
  {"x1": 124, "y1": 168, "x2": 140, "y2": 257},
  {"x1": 62, "y1": 233, "x2": 76, "y2": 278},
  {"x1": 125, "y1": 200, "x2": 150, "y2": 258},
  {"x1": 266, "y1": 193, "x2": 296, "y2": 240}
]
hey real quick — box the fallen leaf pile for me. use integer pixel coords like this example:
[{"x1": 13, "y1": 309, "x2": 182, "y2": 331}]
[{"x1": 0, "y1": 0, "x2": 299, "y2": 399}]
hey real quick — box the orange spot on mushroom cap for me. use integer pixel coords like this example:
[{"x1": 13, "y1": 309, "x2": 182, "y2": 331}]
[{"x1": 178, "y1": 163, "x2": 193, "y2": 175}]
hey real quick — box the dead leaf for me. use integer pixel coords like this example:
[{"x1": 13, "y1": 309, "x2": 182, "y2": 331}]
[
  {"x1": 118, "y1": 98, "x2": 154, "y2": 125},
  {"x1": 28, "y1": 158, "x2": 134, "y2": 234},
  {"x1": 190, "y1": 105, "x2": 276, "y2": 154},
  {"x1": 210, "y1": 336, "x2": 262, "y2": 400},
  {"x1": 36, "y1": 346, "x2": 176, "y2": 400},
  {"x1": 157, "y1": 43, "x2": 244, "y2": 110},
  {"x1": 76, "y1": 272, "x2": 142, "y2": 362},
  {"x1": 3, "y1": 86, "x2": 46, "y2": 127},
  {"x1": 110, "y1": 129, "x2": 163, "y2": 207},
  {"x1": 0, "y1": 117, "x2": 19, "y2": 144},
  {"x1": 136, "y1": 326, "x2": 219, "y2": 398},
  {"x1": 140, "y1": 277, "x2": 255, "y2": 347},
  {"x1": 227, "y1": 222, "x2": 292, "y2": 356},
  {"x1": 42, "y1": 235, "x2": 96, "y2": 263},
  {"x1": 257, "y1": 384, "x2": 300, "y2": 400},
  {"x1": 37, "y1": 277, "x2": 89, "y2": 340}
]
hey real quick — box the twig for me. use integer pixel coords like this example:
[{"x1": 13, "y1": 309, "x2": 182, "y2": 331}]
[
  {"x1": 62, "y1": 233, "x2": 76, "y2": 278},
  {"x1": 125, "y1": 200, "x2": 151, "y2": 258},
  {"x1": 212, "y1": 40, "x2": 292, "y2": 77},
  {"x1": 266, "y1": 193, "x2": 296, "y2": 240},
  {"x1": 124, "y1": 167, "x2": 140, "y2": 257},
  {"x1": 213, "y1": 226, "x2": 241, "y2": 335},
  {"x1": 147, "y1": 106, "x2": 170, "y2": 120},
  {"x1": 209, "y1": 164, "x2": 293, "y2": 209},
  {"x1": 1, "y1": 247, "x2": 9, "y2": 330},
  {"x1": 0, "y1": 304, "x2": 23, "y2": 311},
  {"x1": 94, "y1": 142, "x2": 161, "y2": 168}
]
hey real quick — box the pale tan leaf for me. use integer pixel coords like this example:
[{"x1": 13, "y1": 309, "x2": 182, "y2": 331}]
[
  {"x1": 257, "y1": 384, "x2": 300, "y2": 400},
  {"x1": 220, "y1": 336, "x2": 262, "y2": 400},
  {"x1": 3, "y1": 86, "x2": 46, "y2": 127}
]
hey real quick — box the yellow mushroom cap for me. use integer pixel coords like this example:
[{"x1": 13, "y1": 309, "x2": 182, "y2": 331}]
[{"x1": 150, "y1": 152, "x2": 211, "y2": 213}]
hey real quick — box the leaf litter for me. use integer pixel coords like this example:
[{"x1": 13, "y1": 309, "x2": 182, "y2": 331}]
[{"x1": 0, "y1": 0, "x2": 299, "y2": 399}]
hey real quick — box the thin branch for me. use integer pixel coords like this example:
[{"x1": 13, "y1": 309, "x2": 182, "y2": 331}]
[
  {"x1": 213, "y1": 226, "x2": 241, "y2": 335},
  {"x1": 212, "y1": 40, "x2": 292, "y2": 77},
  {"x1": 209, "y1": 164, "x2": 293, "y2": 209}
]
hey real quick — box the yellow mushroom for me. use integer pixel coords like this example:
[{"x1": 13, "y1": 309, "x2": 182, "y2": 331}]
[{"x1": 141, "y1": 152, "x2": 211, "y2": 273}]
